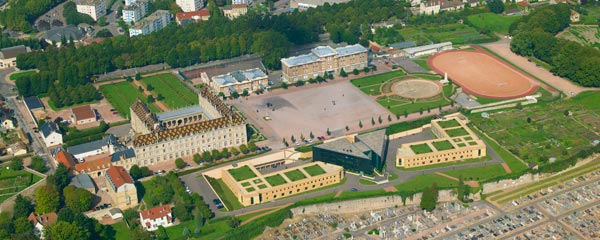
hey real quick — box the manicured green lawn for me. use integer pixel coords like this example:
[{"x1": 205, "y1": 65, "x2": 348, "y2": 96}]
[
  {"x1": 467, "y1": 13, "x2": 521, "y2": 35},
  {"x1": 385, "y1": 116, "x2": 434, "y2": 135},
  {"x1": 112, "y1": 221, "x2": 129, "y2": 240},
  {"x1": 257, "y1": 184, "x2": 267, "y2": 189},
  {"x1": 9, "y1": 70, "x2": 36, "y2": 81},
  {"x1": 412, "y1": 59, "x2": 432, "y2": 71},
  {"x1": 395, "y1": 174, "x2": 458, "y2": 192},
  {"x1": 241, "y1": 182, "x2": 251, "y2": 187},
  {"x1": 303, "y1": 164, "x2": 326, "y2": 177},
  {"x1": 265, "y1": 174, "x2": 287, "y2": 187},
  {"x1": 227, "y1": 166, "x2": 257, "y2": 182},
  {"x1": 437, "y1": 119, "x2": 460, "y2": 128},
  {"x1": 359, "y1": 178, "x2": 377, "y2": 185},
  {"x1": 443, "y1": 164, "x2": 507, "y2": 181},
  {"x1": 350, "y1": 71, "x2": 405, "y2": 88},
  {"x1": 432, "y1": 140, "x2": 455, "y2": 151},
  {"x1": 410, "y1": 143, "x2": 433, "y2": 154},
  {"x1": 445, "y1": 127, "x2": 470, "y2": 137},
  {"x1": 378, "y1": 96, "x2": 451, "y2": 116},
  {"x1": 246, "y1": 187, "x2": 255, "y2": 192},
  {"x1": 284, "y1": 169, "x2": 307, "y2": 182},
  {"x1": 294, "y1": 142, "x2": 323, "y2": 153},
  {"x1": 412, "y1": 74, "x2": 441, "y2": 80},
  {"x1": 141, "y1": 73, "x2": 198, "y2": 109},
  {"x1": 205, "y1": 177, "x2": 244, "y2": 210},
  {"x1": 165, "y1": 218, "x2": 232, "y2": 240},
  {"x1": 100, "y1": 81, "x2": 161, "y2": 118}
]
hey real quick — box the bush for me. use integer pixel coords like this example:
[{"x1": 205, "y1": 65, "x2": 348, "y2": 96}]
[{"x1": 175, "y1": 158, "x2": 186, "y2": 169}]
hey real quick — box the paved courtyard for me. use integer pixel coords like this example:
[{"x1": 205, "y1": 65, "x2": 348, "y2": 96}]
[{"x1": 232, "y1": 81, "x2": 391, "y2": 145}]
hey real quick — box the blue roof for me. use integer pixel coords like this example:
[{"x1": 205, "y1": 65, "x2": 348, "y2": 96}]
[
  {"x1": 111, "y1": 148, "x2": 135, "y2": 162},
  {"x1": 41, "y1": 122, "x2": 60, "y2": 138},
  {"x1": 281, "y1": 53, "x2": 320, "y2": 67},
  {"x1": 336, "y1": 44, "x2": 368, "y2": 57},
  {"x1": 67, "y1": 135, "x2": 117, "y2": 156},
  {"x1": 24, "y1": 96, "x2": 44, "y2": 110},
  {"x1": 213, "y1": 68, "x2": 267, "y2": 86},
  {"x1": 70, "y1": 173, "x2": 95, "y2": 190}
]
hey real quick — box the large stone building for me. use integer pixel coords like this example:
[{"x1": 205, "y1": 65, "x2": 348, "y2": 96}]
[
  {"x1": 105, "y1": 166, "x2": 138, "y2": 209},
  {"x1": 313, "y1": 129, "x2": 387, "y2": 175},
  {"x1": 222, "y1": 161, "x2": 343, "y2": 206},
  {"x1": 74, "y1": 0, "x2": 108, "y2": 21},
  {"x1": 395, "y1": 115, "x2": 486, "y2": 168},
  {"x1": 281, "y1": 44, "x2": 368, "y2": 83},
  {"x1": 129, "y1": 10, "x2": 171, "y2": 36},
  {"x1": 129, "y1": 88, "x2": 247, "y2": 168},
  {"x1": 201, "y1": 68, "x2": 268, "y2": 96}
]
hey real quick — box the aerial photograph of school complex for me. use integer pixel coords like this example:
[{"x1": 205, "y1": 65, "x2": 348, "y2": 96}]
[{"x1": 0, "y1": 0, "x2": 598, "y2": 239}]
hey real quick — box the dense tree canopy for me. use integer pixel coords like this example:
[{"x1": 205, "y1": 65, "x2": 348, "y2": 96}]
[
  {"x1": 63, "y1": 186, "x2": 94, "y2": 213},
  {"x1": 487, "y1": 0, "x2": 505, "y2": 14},
  {"x1": 0, "y1": 0, "x2": 65, "y2": 32},
  {"x1": 35, "y1": 184, "x2": 60, "y2": 214},
  {"x1": 63, "y1": 1, "x2": 95, "y2": 25}
]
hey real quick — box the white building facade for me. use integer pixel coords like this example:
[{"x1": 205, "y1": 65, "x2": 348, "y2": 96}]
[
  {"x1": 176, "y1": 0, "x2": 204, "y2": 12},
  {"x1": 75, "y1": 0, "x2": 108, "y2": 21},
  {"x1": 129, "y1": 10, "x2": 171, "y2": 36},
  {"x1": 140, "y1": 205, "x2": 174, "y2": 231},
  {"x1": 122, "y1": 1, "x2": 148, "y2": 23}
]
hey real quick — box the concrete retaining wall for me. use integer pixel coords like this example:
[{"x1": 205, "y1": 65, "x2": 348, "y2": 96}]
[{"x1": 388, "y1": 124, "x2": 431, "y2": 140}]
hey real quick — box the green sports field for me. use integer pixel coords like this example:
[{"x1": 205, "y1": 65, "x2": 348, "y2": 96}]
[
  {"x1": 100, "y1": 82, "x2": 161, "y2": 118},
  {"x1": 141, "y1": 73, "x2": 198, "y2": 109},
  {"x1": 467, "y1": 13, "x2": 521, "y2": 35}
]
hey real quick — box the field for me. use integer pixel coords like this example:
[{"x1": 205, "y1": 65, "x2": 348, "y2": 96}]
[
  {"x1": 0, "y1": 169, "x2": 42, "y2": 203},
  {"x1": 397, "y1": 23, "x2": 494, "y2": 45},
  {"x1": 265, "y1": 174, "x2": 287, "y2": 187},
  {"x1": 205, "y1": 177, "x2": 244, "y2": 210},
  {"x1": 9, "y1": 70, "x2": 36, "y2": 81},
  {"x1": 227, "y1": 166, "x2": 257, "y2": 182},
  {"x1": 467, "y1": 13, "x2": 521, "y2": 35},
  {"x1": 303, "y1": 165, "x2": 326, "y2": 176},
  {"x1": 442, "y1": 164, "x2": 508, "y2": 181},
  {"x1": 432, "y1": 140, "x2": 455, "y2": 151},
  {"x1": 141, "y1": 74, "x2": 198, "y2": 109},
  {"x1": 284, "y1": 169, "x2": 307, "y2": 181},
  {"x1": 412, "y1": 59, "x2": 432, "y2": 71},
  {"x1": 350, "y1": 71, "x2": 406, "y2": 96},
  {"x1": 557, "y1": 25, "x2": 600, "y2": 49},
  {"x1": 410, "y1": 143, "x2": 433, "y2": 154},
  {"x1": 470, "y1": 91, "x2": 600, "y2": 166},
  {"x1": 373, "y1": 79, "x2": 453, "y2": 116},
  {"x1": 100, "y1": 82, "x2": 161, "y2": 117},
  {"x1": 580, "y1": 5, "x2": 600, "y2": 25}
]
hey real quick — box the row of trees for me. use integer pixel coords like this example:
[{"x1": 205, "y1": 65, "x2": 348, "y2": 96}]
[
  {"x1": 192, "y1": 142, "x2": 258, "y2": 164},
  {"x1": 15, "y1": 0, "x2": 406, "y2": 99},
  {"x1": 0, "y1": 0, "x2": 65, "y2": 32},
  {"x1": 510, "y1": 4, "x2": 600, "y2": 87}
]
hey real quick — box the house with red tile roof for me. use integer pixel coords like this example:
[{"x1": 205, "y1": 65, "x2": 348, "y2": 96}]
[
  {"x1": 176, "y1": 9, "x2": 210, "y2": 25},
  {"x1": 53, "y1": 149, "x2": 76, "y2": 170},
  {"x1": 105, "y1": 166, "x2": 138, "y2": 209},
  {"x1": 140, "y1": 205, "x2": 173, "y2": 231},
  {"x1": 75, "y1": 156, "x2": 112, "y2": 177},
  {"x1": 28, "y1": 212, "x2": 57, "y2": 239},
  {"x1": 71, "y1": 105, "x2": 96, "y2": 125}
]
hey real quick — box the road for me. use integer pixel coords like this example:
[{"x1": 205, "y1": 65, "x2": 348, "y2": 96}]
[{"x1": 0, "y1": 69, "x2": 54, "y2": 172}]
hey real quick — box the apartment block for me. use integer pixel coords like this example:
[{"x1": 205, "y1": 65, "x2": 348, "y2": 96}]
[
  {"x1": 74, "y1": 0, "x2": 108, "y2": 21},
  {"x1": 129, "y1": 10, "x2": 171, "y2": 36},
  {"x1": 122, "y1": 0, "x2": 148, "y2": 23},
  {"x1": 176, "y1": 0, "x2": 204, "y2": 12}
]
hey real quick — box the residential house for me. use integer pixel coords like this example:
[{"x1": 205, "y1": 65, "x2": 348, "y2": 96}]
[
  {"x1": 7, "y1": 141, "x2": 27, "y2": 156},
  {"x1": 53, "y1": 149, "x2": 77, "y2": 170},
  {"x1": 0, "y1": 45, "x2": 31, "y2": 68},
  {"x1": 175, "y1": 9, "x2": 210, "y2": 25},
  {"x1": 74, "y1": 0, "x2": 108, "y2": 21},
  {"x1": 69, "y1": 173, "x2": 97, "y2": 193},
  {"x1": 223, "y1": 4, "x2": 247, "y2": 19},
  {"x1": 71, "y1": 105, "x2": 97, "y2": 125},
  {"x1": 41, "y1": 122, "x2": 62, "y2": 147},
  {"x1": 232, "y1": 0, "x2": 251, "y2": 4},
  {"x1": 75, "y1": 156, "x2": 112, "y2": 177},
  {"x1": 139, "y1": 205, "x2": 173, "y2": 231},
  {"x1": 105, "y1": 166, "x2": 138, "y2": 209},
  {"x1": 28, "y1": 212, "x2": 57, "y2": 239},
  {"x1": 418, "y1": 0, "x2": 464, "y2": 15},
  {"x1": 571, "y1": 10, "x2": 580, "y2": 22},
  {"x1": 23, "y1": 96, "x2": 45, "y2": 124},
  {"x1": 2, "y1": 119, "x2": 14, "y2": 130},
  {"x1": 129, "y1": 10, "x2": 172, "y2": 36},
  {"x1": 66, "y1": 135, "x2": 119, "y2": 161}
]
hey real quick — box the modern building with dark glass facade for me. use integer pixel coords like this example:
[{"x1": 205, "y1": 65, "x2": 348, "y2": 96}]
[{"x1": 312, "y1": 129, "x2": 388, "y2": 175}]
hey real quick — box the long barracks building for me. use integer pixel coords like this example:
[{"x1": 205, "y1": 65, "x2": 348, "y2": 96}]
[{"x1": 128, "y1": 88, "x2": 247, "y2": 168}]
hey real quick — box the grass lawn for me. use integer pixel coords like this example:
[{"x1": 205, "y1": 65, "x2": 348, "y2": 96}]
[
  {"x1": 412, "y1": 59, "x2": 432, "y2": 71},
  {"x1": 166, "y1": 218, "x2": 232, "y2": 240},
  {"x1": 303, "y1": 164, "x2": 326, "y2": 177},
  {"x1": 359, "y1": 178, "x2": 377, "y2": 185},
  {"x1": 443, "y1": 164, "x2": 508, "y2": 181},
  {"x1": 437, "y1": 119, "x2": 460, "y2": 128},
  {"x1": 445, "y1": 127, "x2": 470, "y2": 137},
  {"x1": 100, "y1": 81, "x2": 161, "y2": 118},
  {"x1": 257, "y1": 184, "x2": 267, "y2": 189},
  {"x1": 378, "y1": 96, "x2": 451, "y2": 116},
  {"x1": 284, "y1": 169, "x2": 307, "y2": 182},
  {"x1": 227, "y1": 165, "x2": 257, "y2": 182},
  {"x1": 410, "y1": 143, "x2": 433, "y2": 154},
  {"x1": 350, "y1": 71, "x2": 405, "y2": 88},
  {"x1": 432, "y1": 140, "x2": 455, "y2": 151},
  {"x1": 47, "y1": 98, "x2": 99, "y2": 112},
  {"x1": 395, "y1": 174, "x2": 458, "y2": 192},
  {"x1": 467, "y1": 13, "x2": 521, "y2": 35},
  {"x1": 294, "y1": 142, "x2": 323, "y2": 153},
  {"x1": 112, "y1": 221, "x2": 129, "y2": 240},
  {"x1": 9, "y1": 70, "x2": 36, "y2": 81},
  {"x1": 385, "y1": 116, "x2": 435, "y2": 135},
  {"x1": 238, "y1": 209, "x2": 273, "y2": 222},
  {"x1": 265, "y1": 174, "x2": 287, "y2": 187},
  {"x1": 396, "y1": 156, "x2": 491, "y2": 171},
  {"x1": 241, "y1": 182, "x2": 251, "y2": 187},
  {"x1": 0, "y1": 169, "x2": 42, "y2": 203},
  {"x1": 399, "y1": 23, "x2": 494, "y2": 45},
  {"x1": 413, "y1": 73, "x2": 441, "y2": 80},
  {"x1": 205, "y1": 177, "x2": 244, "y2": 211},
  {"x1": 141, "y1": 73, "x2": 198, "y2": 109}
]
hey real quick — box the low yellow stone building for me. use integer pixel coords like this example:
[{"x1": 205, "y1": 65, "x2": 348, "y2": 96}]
[
  {"x1": 396, "y1": 115, "x2": 486, "y2": 168},
  {"x1": 222, "y1": 161, "x2": 343, "y2": 206}
]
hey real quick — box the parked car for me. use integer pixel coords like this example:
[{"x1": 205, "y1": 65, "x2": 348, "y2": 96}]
[{"x1": 351, "y1": 188, "x2": 358, "y2": 192}]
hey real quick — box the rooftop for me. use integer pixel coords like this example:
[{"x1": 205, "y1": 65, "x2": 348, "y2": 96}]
[
  {"x1": 389, "y1": 41, "x2": 417, "y2": 50},
  {"x1": 355, "y1": 129, "x2": 387, "y2": 157},
  {"x1": 132, "y1": 10, "x2": 170, "y2": 29},
  {"x1": 106, "y1": 166, "x2": 134, "y2": 190},
  {"x1": 43, "y1": 26, "x2": 85, "y2": 43},
  {"x1": 281, "y1": 53, "x2": 320, "y2": 67},
  {"x1": 75, "y1": 156, "x2": 112, "y2": 173},
  {"x1": 282, "y1": 44, "x2": 367, "y2": 67},
  {"x1": 0, "y1": 45, "x2": 30, "y2": 59},
  {"x1": 335, "y1": 44, "x2": 368, "y2": 57},
  {"x1": 156, "y1": 105, "x2": 208, "y2": 122},
  {"x1": 311, "y1": 46, "x2": 337, "y2": 58},
  {"x1": 315, "y1": 129, "x2": 387, "y2": 159},
  {"x1": 73, "y1": 0, "x2": 105, "y2": 5},
  {"x1": 175, "y1": 9, "x2": 210, "y2": 20},
  {"x1": 55, "y1": 149, "x2": 76, "y2": 169},
  {"x1": 72, "y1": 105, "x2": 95, "y2": 120},
  {"x1": 212, "y1": 68, "x2": 267, "y2": 86},
  {"x1": 111, "y1": 148, "x2": 136, "y2": 162},
  {"x1": 403, "y1": 42, "x2": 452, "y2": 55},
  {"x1": 41, "y1": 122, "x2": 61, "y2": 138},
  {"x1": 67, "y1": 135, "x2": 116, "y2": 156},
  {"x1": 24, "y1": 96, "x2": 44, "y2": 110},
  {"x1": 70, "y1": 173, "x2": 95, "y2": 190},
  {"x1": 291, "y1": 0, "x2": 350, "y2": 6},
  {"x1": 28, "y1": 212, "x2": 57, "y2": 227},
  {"x1": 140, "y1": 205, "x2": 172, "y2": 220}
]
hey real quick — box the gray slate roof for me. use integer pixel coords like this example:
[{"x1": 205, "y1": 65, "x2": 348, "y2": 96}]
[
  {"x1": 0, "y1": 45, "x2": 29, "y2": 59},
  {"x1": 67, "y1": 135, "x2": 117, "y2": 156},
  {"x1": 156, "y1": 105, "x2": 207, "y2": 122},
  {"x1": 43, "y1": 26, "x2": 85, "y2": 43},
  {"x1": 70, "y1": 173, "x2": 95, "y2": 190},
  {"x1": 389, "y1": 41, "x2": 416, "y2": 50},
  {"x1": 403, "y1": 42, "x2": 452, "y2": 55},
  {"x1": 41, "y1": 122, "x2": 61, "y2": 138},
  {"x1": 213, "y1": 68, "x2": 267, "y2": 86},
  {"x1": 24, "y1": 96, "x2": 44, "y2": 110},
  {"x1": 111, "y1": 148, "x2": 136, "y2": 162}
]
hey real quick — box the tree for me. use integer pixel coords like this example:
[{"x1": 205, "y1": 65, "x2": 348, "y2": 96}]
[
  {"x1": 30, "y1": 156, "x2": 47, "y2": 173},
  {"x1": 241, "y1": 89, "x2": 249, "y2": 97},
  {"x1": 193, "y1": 153, "x2": 202, "y2": 164},
  {"x1": 98, "y1": 16, "x2": 107, "y2": 26},
  {"x1": 35, "y1": 184, "x2": 60, "y2": 214},
  {"x1": 345, "y1": 126, "x2": 349, "y2": 131},
  {"x1": 309, "y1": 132, "x2": 314, "y2": 139},
  {"x1": 281, "y1": 82, "x2": 288, "y2": 89},
  {"x1": 129, "y1": 165, "x2": 142, "y2": 180},
  {"x1": 371, "y1": 65, "x2": 377, "y2": 71},
  {"x1": 231, "y1": 91, "x2": 240, "y2": 99},
  {"x1": 156, "y1": 94, "x2": 165, "y2": 101},
  {"x1": 326, "y1": 128, "x2": 331, "y2": 136},
  {"x1": 239, "y1": 144, "x2": 249, "y2": 154},
  {"x1": 456, "y1": 177, "x2": 471, "y2": 203},
  {"x1": 13, "y1": 217, "x2": 33, "y2": 235},
  {"x1": 388, "y1": 115, "x2": 392, "y2": 122},
  {"x1": 135, "y1": 72, "x2": 141, "y2": 80},
  {"x1": 147, "y1": 95, "x2": 155, "y2": 103},
  {"x1": 353, "y1": 69, "x2": 360, "y2": 75},
  {"x1": 420, "y1": 183, "x2": 439, "y2": 211},
  {"x1": 228, "y1": 216, "x2": 241, "y2": 229},
  {"x1": 231, "y1": 147, "x2": 239, "y2": 156},
  {"x1": 126, "y1": 76, "x2": 133, "y2": 82},
  {"x1": 211, "y1": 149, "x2": 221, "y2": 160},
  {"x1": 378, "y1": 115, "x2": 383, "y2": 124},
  {"x1": 340, "y1": 68, "x2": 348, "y2": 77},
  {"x1": 527, "y1": 117, "x2": 532, "y2": 123},
  {"x1": 248, "y1": 141, "x2": 257, "y2": 152},
  {"x1": 48, "y1": 221, "x2": 90, "y2": 240},
  {"x1": 146, "y1": 84, "x2": 154, "y2": 91},
  {"x1": 516, "y1": 102, "x2": 523, "y2": 110},
  {"x1": 487, "y1": 0, "x2": 505, "y2": 14},
  {"x1": 10, "y1": 157, "x2": 23, "y2": 170},
  {"x1": 295, "y1": 80, "x2": 305, "y2": 87},
  {"x1": 202, "y1": 151, "x2": 213, "y2": 162},
  {"x1": 175, "y1": 158, "x2": 186, "y2": 169},
  {"x1": 371, "y1": 117, "x2": 375, "y2": 126},
  {"x1": 564, "y1": 110, "x2": 570, "y2": 116},
  {"x1": 221, "y1": 148, "x2": 231, "y2": 159},
  {"x1": 13, "y1": 194, "x2": 33, "y2": 219},
  {"x1": 300, "y1": 133, "x2": 305, "y2": 141},
  {"x1": 363, "y1": 66, "x2": 371, "y2": 73},
  {"x1": 359, "y1": 121, "x2": 363, "y2": 128},
  {"x1": 63, "y1": 186, "x2": 93, "y2": 213},
  {"x1": 404, "y1": 110, "x2": 409, "y2": 118},
  {"x1": 172, "y1": 204, "x2": 192, "y2": 222}
]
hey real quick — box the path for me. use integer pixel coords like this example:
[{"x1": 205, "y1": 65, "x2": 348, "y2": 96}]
[
  {"x1": 501, "y1": 162, "x2": 512, "y2": 174},
  {"x1": 434, "y1": 172, "x2": 479, "y2": 188},
  {"x1": 130, "y1": 80, "x2": 170, "y2": 112},
  {"x1": 481, "y1": 39, "x2": 600, "y2": 98}
]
